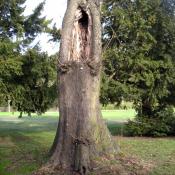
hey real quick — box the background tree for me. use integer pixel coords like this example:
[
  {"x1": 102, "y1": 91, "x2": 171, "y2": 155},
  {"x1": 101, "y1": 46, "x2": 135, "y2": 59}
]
[
  {"x1": 12, "y1": 49, "x2": 57, "y2": 118},
  {"x1": 0, "y1": 0, "x2": 25, "y2": 106},
  {"x1": 0, "y1": 0, "x2": 57, "y2": 115},
  {"x1": 101, "y1": 0, "x2": 175, "y2": 136}
]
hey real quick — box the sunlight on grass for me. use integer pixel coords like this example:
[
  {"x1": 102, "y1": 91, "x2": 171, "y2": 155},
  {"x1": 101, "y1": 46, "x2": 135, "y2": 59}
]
[
  {"x1": 0, "y1": 109, "x2": 136, "y2": 121},
  {"x1": 0, "y1": 111, "x2": 174, "y2": 175}
]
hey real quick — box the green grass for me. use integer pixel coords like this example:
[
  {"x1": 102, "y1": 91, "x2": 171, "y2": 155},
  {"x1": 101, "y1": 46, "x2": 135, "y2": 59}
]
[
  {"x1": 0, "y1": 110, "x2": 136, "y2": 121},
  {"x1": 0, "y1": 111, "x2": 175, "y2": 175},
  {"x1": 117, "y1": 137, "x2": 175, "y2": 175}
]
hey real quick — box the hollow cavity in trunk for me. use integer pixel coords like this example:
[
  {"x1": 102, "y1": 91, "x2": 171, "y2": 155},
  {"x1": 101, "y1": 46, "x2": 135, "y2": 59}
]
[{"x1": 69, "y1": 8, "x2": 92, "y2": 62}]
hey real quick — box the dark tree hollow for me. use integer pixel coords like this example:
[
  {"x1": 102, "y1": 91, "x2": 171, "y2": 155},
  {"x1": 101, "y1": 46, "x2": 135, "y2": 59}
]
[{"x1": 69, "y1": 7, "x2": 92, "y2": 62}]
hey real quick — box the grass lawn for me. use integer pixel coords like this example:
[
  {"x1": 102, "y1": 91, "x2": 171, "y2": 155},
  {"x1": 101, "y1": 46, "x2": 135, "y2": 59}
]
[
  {"x1": 0, "y1": 109, "x2": 136, "y2": 121},
  {"x1": 0, "y1": 111, "x2": 175, "y2": 175}
]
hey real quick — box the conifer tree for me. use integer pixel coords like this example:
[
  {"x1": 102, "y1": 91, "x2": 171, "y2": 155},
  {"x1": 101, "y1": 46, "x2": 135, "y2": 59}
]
[
  {"x1": 0, "y1": 0, "x2": 55, "y2": 114},
  {"x1": 101, "y1": 0, "x2": 175, "y2": 136}
]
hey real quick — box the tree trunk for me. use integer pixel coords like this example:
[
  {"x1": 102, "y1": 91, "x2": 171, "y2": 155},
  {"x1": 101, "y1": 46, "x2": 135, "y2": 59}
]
[
  {"x1": 18, "y1": 111, "x2": 23, "y2": 118},
  {"x1": 7, "y1": 99, "x2": 11, "y2": 113},
  {"x1": 28, "y1": 112, "x2": 32, "y2": 117},
  {"x1": 50, "y1": 0, "x2": 116, "y2": 174}
]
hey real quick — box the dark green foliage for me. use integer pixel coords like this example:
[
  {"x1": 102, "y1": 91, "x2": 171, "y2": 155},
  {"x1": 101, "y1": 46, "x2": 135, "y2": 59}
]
[
  {"x1": 101, "y1": 0, "x2": 175, "y2": 136},
  {"x1": 47, "y1": 24, "x2": 61, "y2": 42},
  {"x1": 0, "y1": 0, "x2": 24, "y2": 102},
  {"x1": 101, "y1": 0, "x2": 158, "y2": 105},
  {"x1": 0, "y1": 0, "x2": 25, "y2": 39},
  {"x1": 12, "y1": 49, "x2": 57, "y2": 116},
  {"x1": 23, "y1": 1, "x2": 51, "y2": 45},
  {"x1": 125, "y1": 107, "x2": 175, "y2": 136},
  {"x1": 0, "y1": 39, "x2": 23, "y2": 104},
  {"x1": 0, "y1": 0, "x2": 57, "y2": 115}
]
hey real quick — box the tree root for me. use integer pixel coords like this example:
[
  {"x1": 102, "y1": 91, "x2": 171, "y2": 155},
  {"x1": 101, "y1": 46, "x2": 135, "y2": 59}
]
[
  {"x1": 32, "y1": 153, "x2": 153, "y2": 175},
  {"x1": 32, "y1": 164, "x2": 87, "y2": 175}
]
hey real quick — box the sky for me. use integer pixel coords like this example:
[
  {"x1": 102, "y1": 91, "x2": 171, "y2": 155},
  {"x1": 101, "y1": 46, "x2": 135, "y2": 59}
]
[{"x1": 24, "y1": 0, "x2": 67, "y2": 55}]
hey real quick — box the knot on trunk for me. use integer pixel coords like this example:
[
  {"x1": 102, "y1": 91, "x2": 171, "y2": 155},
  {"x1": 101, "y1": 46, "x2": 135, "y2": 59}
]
[
  {"x1": 73, "y1": 137, "x2": 92, "y2": 146},
  {"x1": 71, "y1": 134, "x2": 92, "y2": 146},
  {"x1": 87, "y1": 60, "x2": 101, "y2": 76},
  {"x1": 58, "y1": 60, "x2": 71, "y2": 73}
]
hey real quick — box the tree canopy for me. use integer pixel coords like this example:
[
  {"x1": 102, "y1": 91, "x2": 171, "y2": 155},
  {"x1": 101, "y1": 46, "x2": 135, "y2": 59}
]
[
  {"x1": 0, "y1": 0, "x2": 57, "y2": 115},
  {"x1": 101, "y1": 0, "x2": 175, "y2": 136}
]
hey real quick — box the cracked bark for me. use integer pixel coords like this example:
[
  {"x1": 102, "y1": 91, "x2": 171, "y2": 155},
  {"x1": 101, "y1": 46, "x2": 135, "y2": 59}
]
[{"x1": 49, "y1": 0, "x2": 116, "y2": 174}]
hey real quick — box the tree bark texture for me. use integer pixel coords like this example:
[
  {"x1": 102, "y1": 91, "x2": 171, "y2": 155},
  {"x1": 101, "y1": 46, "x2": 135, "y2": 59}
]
[{"x1": 50, "y1": 0, "x2": 116, "y2": 174}]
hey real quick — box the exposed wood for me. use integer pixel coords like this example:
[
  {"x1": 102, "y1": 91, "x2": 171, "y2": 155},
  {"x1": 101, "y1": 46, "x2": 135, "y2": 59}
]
[{"x1": 69, "y1": 7, "x2": 92, "y2": 62}]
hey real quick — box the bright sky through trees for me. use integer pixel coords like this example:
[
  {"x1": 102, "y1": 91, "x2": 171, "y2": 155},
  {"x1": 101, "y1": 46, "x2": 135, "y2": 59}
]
[{"x1": 25, "y1": 0, "x2": 67, "y2": 55}]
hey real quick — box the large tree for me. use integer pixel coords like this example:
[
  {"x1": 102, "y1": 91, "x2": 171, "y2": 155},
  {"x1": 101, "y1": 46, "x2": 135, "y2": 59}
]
[
  {"x1": 0, "y1": 0, "x2": 56, "y2": 114},
  {"x1": 101, "y1": 0, "x2": 175, "y2": 136},
  {"x1": 0, "y1": 0, "x2": 25, "y2": 106},
  {"x1": 12, "y1": 49, "x2": 57, "y2": 118},
  {"x1": 42, "y1": 0, "x2": 116, "y2": 174}
]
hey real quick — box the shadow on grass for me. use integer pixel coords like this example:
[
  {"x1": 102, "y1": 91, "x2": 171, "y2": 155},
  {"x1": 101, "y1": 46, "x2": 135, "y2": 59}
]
[
  {"x1": 0, "y1": 116, "x2": 58, "y2": 174},
  {"x1": 0, "y1": 131, "x2": 52, "y2": 175},
  {"x1": 0, "y1": 116, "x2": 58, "y2": 133},
  {"x1": 0, "y1": 116, "x2": 175, "y2": 175},
  {"x1": 0, "y1": 116, "x2": 126, "y2": 175},
  {"x1": 107, "y1": 122, "x2": 125, "y2": 136},
  {"x1": 0, "y1": 116, "x2": 125, "y2": 136}
]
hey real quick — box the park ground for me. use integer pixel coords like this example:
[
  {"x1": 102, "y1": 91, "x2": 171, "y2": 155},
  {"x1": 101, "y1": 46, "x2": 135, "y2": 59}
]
[{"x1": 0, "y1": 110, "x2": 175, "y2": 175}]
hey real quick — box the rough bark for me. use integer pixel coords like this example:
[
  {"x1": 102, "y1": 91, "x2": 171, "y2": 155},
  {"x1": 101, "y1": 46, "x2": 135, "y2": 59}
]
[{"x1": 49, "y1": 0, "x2": 116, "y2": 174}]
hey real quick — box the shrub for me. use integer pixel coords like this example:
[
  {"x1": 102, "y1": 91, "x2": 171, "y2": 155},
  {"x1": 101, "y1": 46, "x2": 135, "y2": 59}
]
[{"x1": 125, "y1": 106, "x2": 175, "y2": 137}]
